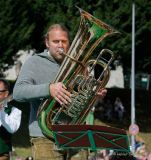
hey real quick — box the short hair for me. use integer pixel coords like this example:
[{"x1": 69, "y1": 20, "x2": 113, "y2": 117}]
[
  {"x1": 0, "y1": 78, "x2": 10, "y2": 91},
  {"x1": 45, "y1": 24, "x2": 70, "y2": 41}
]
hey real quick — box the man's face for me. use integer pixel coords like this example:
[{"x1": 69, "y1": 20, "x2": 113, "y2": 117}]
[
  {"x1": 0, "y1": 82, "x2": 9, "y2": 109},
  {"x1": 0, "y1": 82, "x2": 8, "y2": 101},
  {"x1": 45, "y1": 28, "x2": 70, "y2": 63}
]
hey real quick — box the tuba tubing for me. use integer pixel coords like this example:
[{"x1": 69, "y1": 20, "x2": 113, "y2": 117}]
[{"x1": 37, "y1": 7, "x2": 120, "y2": 138}]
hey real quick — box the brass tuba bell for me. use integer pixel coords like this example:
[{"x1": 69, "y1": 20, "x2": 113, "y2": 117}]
[{"x1": 37, "y1": 7, "x2": 120, "y2": 138}]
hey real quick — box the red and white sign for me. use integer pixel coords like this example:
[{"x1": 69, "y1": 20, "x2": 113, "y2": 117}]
[{"x1": 129, "y1": 124, "x2": 139, "y2": 135}]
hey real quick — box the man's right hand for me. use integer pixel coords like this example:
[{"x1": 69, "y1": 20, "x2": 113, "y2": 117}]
[{"x1": 49, "y1": 82, "x2": 71, "y2": 105}]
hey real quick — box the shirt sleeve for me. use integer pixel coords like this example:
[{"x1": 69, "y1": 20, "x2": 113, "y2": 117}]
[
  {"x1": 0, "y1": 107, "x2": 22, "y2": 133},
  {"x1": 13, "y1": 55, "x2": 51, "y2": 102}
]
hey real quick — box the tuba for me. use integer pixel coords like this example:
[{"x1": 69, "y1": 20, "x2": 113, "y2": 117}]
[{"x1": 38, "y1": 7, "x2": 119, "y2": 138}]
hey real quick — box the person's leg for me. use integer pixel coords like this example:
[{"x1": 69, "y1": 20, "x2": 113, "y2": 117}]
[
  {"x1": 0, "y1": 153, "x2": 9, "y2": 160},
  {"x1": 31, "y1": 137, "x2": 65, "y2": 160}
]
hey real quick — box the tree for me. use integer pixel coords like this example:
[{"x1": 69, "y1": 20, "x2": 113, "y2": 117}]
[
  {"x1": 0, "y1": 0, "x2": 35, "y2": 72},
  {"x1": 0, "y1": 0, "x2": 151, "y2": 75}
]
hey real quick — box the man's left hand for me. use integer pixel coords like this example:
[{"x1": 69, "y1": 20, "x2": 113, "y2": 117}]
[{"x1": 96, "y1": 88, "x2": 107, "y2": 100}]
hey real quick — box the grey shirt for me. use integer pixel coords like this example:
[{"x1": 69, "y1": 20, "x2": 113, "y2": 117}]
[{"x1": 13, "y1": 50, "x2": 60, "y2": 137}]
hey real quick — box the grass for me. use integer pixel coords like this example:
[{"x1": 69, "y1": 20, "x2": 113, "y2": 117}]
[
  {"x1": 11, "y1": 88, "x2": 151, "y2": 158},
  {"x1": 11, "y1": 147, "x2": 32, "y2": 159}
]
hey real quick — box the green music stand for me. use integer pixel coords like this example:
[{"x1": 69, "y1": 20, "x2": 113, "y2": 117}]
[{"x1": 51, "y1": 125, "x2": 130, "y2": 152}]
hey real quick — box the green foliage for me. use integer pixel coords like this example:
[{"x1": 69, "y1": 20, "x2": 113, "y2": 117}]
[
  {"x1": 0, "y1": 0, "x2": 35, "y2": 70},
  {"x1": 0, "y1": 0, "x2": 151, "y2": 74}
]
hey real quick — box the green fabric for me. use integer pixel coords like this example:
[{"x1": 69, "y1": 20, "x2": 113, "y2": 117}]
[
  {"x1": 0, "y1": 136, "x2": 10, "y2": 154},
  {"x1": 4, "y1": 104, "x2": 12, "y2": 115},
  {"x1": 85, "y1": 111, "x2": 94, "y2": 125},
  {"x1": 0, "y1": 104, "x2": 12, "y2": 154}
]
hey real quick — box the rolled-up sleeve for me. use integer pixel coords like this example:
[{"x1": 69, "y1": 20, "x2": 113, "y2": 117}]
[{"x1": 0, "y1": 107, "x2": 22, "y2": 133}]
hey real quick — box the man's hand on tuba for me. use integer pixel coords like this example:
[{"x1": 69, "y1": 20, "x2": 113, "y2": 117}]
[
  {"x1": 96, "y1": 88, "x2": 107, "y2": 100},
  {"x1": 49, "y1": 82, "x2": 71, "y2": 105}
]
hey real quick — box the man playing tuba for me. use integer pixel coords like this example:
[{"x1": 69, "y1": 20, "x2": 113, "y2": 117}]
[{"x1": 13, "y1": 23, "x2": 107, "y2": 160}]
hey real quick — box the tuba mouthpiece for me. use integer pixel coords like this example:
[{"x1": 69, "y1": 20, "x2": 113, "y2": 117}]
[{"x1": 58, "y1": 48, "x2": 64, "y2": 54}]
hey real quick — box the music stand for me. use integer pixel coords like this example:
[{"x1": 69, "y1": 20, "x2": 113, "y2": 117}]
[{"x1": 51, "y1": 125, "x2": 130, "y2": 152}]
